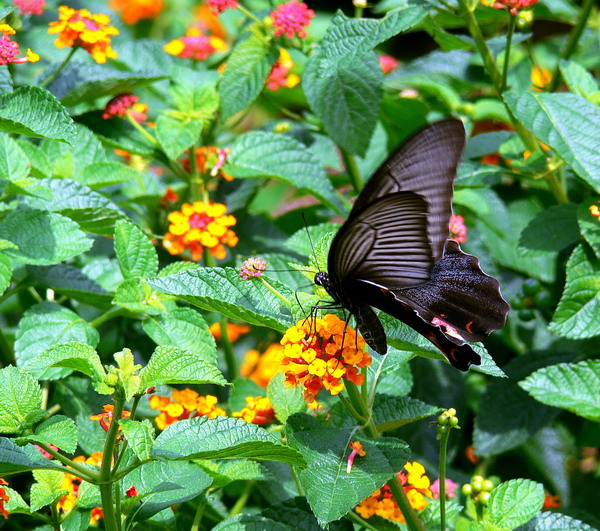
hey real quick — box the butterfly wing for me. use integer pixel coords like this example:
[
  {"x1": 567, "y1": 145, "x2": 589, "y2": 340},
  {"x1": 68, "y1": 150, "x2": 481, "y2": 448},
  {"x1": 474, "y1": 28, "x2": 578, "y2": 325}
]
[{"x1": 350, "y1": 119, "x2": 466, "y2": 262}]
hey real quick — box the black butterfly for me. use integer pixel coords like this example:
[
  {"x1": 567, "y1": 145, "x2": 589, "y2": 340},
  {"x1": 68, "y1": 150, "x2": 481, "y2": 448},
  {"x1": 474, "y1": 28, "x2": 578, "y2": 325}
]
[{"x1": 314, "y1": 119, "x2": 510, "y2": 371}]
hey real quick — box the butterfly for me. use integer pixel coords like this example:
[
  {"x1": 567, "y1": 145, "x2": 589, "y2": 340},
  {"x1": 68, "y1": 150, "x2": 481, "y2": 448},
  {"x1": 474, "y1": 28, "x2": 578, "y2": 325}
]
[{"x1": 314, "y1": 119, "x2": 510, "y2": 371}]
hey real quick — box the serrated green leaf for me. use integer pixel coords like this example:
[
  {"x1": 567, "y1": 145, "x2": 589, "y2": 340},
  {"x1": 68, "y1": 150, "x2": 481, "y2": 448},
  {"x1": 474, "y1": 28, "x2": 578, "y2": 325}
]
[
  {"x1": 142, "y1": 307, "x2": 217, "y2": 361},
  {"x1": 26, "y1": 342, "x2": 106, "y2": 385},
  {"x1": 199, "y1": 459, "x2": 271, "y2": 489},
  {"x1": 220, "y1": 30, "x2": 278, "y2": 120},
  {"x1": 549, "y1": 245, "x2": 600, "y2": 339},
  {"x1": 30, "y1": 469, "x2": 69, "y2": 511},
  {"x1": 155, "y1": 115, "x2": 203, "y2": 161},
  {"x1": 152, "y1": 416, "x2": 305, "y2": 466},
  {"x1": 147, "y1": 267, "x2": 294, "y2": 331},
  {"x1": 113, "y1": 278, "x2": 165, "y2": 314},
  {"x1": 285, "y1": 223, "x2": 340, "y2": 257},
  {"x1": 0, "y1": 133, "x2": 29, "y2": 183},
  {"x1": 119, "y1": 419, "x2": 154, "y2": 461},
  {"x1": 578, "y1": 199, "x2": 600, "y2": 258},
  {"x1": 3, "y1": 486, "x2": 30, "y2": 516},
  {"x1": 0, "y1": 366, "x2": 42, "y2": 433},
  {"x1": 78, "y1": 161, "x2": 140, "y2": 189},
  {"x1": 14, "y1": 301, "x2": 99, "y2": 380},
  {"x1": 504, "y1": 91, "x2": 600, "y2": 192},
  {"x1": 225, "y1": 131, "x2": 345, "y2": 215},
  {"x1": 170, "y1": 71, "x2": 220, "y2": 116},
  {"x1": 519, "y1": 360, "x2": 600, "y2": 421},
  {"x1": 372, "y1": 394, "x2": 439, "y2": 432},
  {"x1": 558, "y1": 59, "x2": 598, "y2": 99},
  {"x1": 140, "y1": 346, "x2": 227, "y2": 388},
  {"x1": 286, "y1": 413, "x2": 409, "y2": 526},
  {"x1": 0, "y1": 87, "x2": 76, "y2": 142},
  {"x1": 520, "y1": 511, "x2": 597, "y2": 530},
  {"x1": 114, "y1": 219, "x2": 159, "y2": 279},
  {"x1": 81, "y1": 257, "x2": 123, "y2": 292},
  {"x1": 0, "y1": 208, "x2": 93, "y2": 266},
  {"x1": 519, "y1": 203, "x2": 580, "y2": 252},
  {"x1": 488, "y1": 479, "x2": 544, "y2": 528},
  {"x1": 0, "y1": 439, "x2": 66, "y2": 474},
  {"x1": 0, "y1": 253, "x2": 11, "y2": 296},
  {"x1": 213, "y1": 514, "x2": 289, "y2": 530},
  {"x1": 267, "y1": 372, "x2": 305, "y2": 424},
  {"x1": 17, "y1": 415, "x2": 78, "y2": 454},
  {"x1": 70, "y1": 125, "x2": 109, "y2": 170}
]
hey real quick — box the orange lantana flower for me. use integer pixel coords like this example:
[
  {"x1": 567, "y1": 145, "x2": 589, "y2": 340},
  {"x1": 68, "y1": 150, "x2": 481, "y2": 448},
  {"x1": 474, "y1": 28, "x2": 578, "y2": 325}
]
[
  {"x1": 57, "y1": 453, "x2": 103, "y2": 523},
  {"x1": 209, "y1": 322, "x2": 251, "y2": 343},
  {"x1": 149, "y1": 389, "x2": 226, "y2": 430},
  {"x1": 232, "y1": 396, "x2": 275, "y2": 425},
  {"x1": 109, "y1": 0, "x2": 163, "y2": 25},
  {"x1": 241, "y1": 344, "x2": 282, "y2": 388},
  {"x1": 90, "y1": 404, "x2": 131, "y2": 432},
  {"x1": 0, "y1": 478, "x2": 9, "y2": 519}
]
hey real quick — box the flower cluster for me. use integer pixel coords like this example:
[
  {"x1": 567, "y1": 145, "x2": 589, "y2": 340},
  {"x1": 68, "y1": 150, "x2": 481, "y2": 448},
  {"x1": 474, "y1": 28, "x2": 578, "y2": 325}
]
[
  {"x1": 0, "y1": 24, "x2": 39, "y2": 65},
  {"x1": 240, "y1": 257, "x2": 267, "y2": 280},
  {"x1": 241, "y1": 344, "x2": 283, "y2": 387},
  {"x1": 590, "y1": 201, "x2": 600, "y2": 222},
  {"x1": 279, "y1": 314, "x2": 371, "y2": 404},
  {"x1": 14, "y1": 0, "x2": 45, "y2": 16},
  {"x1": 356, "y1": 461, "x2": 433, "y2": 523},
  {"x1": 0, "y1": 479, "x2": 8, "y2": 519},
  {"x1": 271, "y1": 0, "x2": 315, "y2": 39},
  {"x1": 347, "y1": 441, "x2": 366, "y2": 473},
  {"x1": 109, "y1": 0, "x2": 164, "y2": 25},
  {"x1": 181, "y1": 146, "x2": 232, "y2": 181},
  {"x1": 379, "y1": 55, "x2": 398, "y2": 74},
  {"x1": 449, "y1": 213, "x2": 467, "y2": 243},
  {"x1": 462, "y1": 474, "x2": 495, "y2": 506},
  {"x1": 266, "y1": 49, "x2": 300, "y2": 90},
  {"x1": 160, "y1": 187, "x2": 179, "y2": 209},
  {"x1": 90, "y1": 404, "x2": 131, "y2": 432},
  {"x1": 209, "y1": 322, "x2": 250, "y2": 342},
  {"x1": 206, "y1": 0, "x2": 239, "y2": 15},
  {"x1": 430, "y1": 478, "x2": 458, "y2": 499},
  {"x1": 49, "y1": 6, "x2": 119, "y2": 64},
  {"x1": 149, "y1": 389, "x2": 226, "y2": 430},
  {"x1": 163, "y1": 201, "x2": 238, "y2": 261},
  {"x1": 483, "y1": 0, "x2": 538, "y2": 15},
  {"x1": 232, "y1": 396, "x2": 275, "y2": 425},
  {"x1": 531, "y1": 65, "x2": 552, "y2": 90},
  {"x1": 57, "y1": 452, "x2": 104, "y2": 524},
  {"x1": 102, "y1": 93, "x2": 148, "y2": 122},
  {"x1": 164, "y1": 28, "x2": 226, "y2": 61}
]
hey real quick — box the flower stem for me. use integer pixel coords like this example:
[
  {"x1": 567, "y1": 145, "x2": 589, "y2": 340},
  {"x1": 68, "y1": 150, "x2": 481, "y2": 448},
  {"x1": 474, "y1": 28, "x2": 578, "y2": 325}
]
[
  {"x1": 89, "y1": 307, "x2": 127, "y2": 328},
  {"x1": 501, "y1": 14, "x2": 516, "y2": 93},
  {"x1": 347, "y1": 510, "x2": 380, "y2": 531},
  {"x1": 237, "y1": 3, "x2": 262, "y2": 25},
  {"x1": 260, "y1": 277, "x2": 291, "y2": 307},
  {"x1": 345, "y1": 382, "x2": 377, "y2": 437},
  {"x1": 229, "y1": 480, "x2": 255, "y2": 517},
  {"x1": 40, "y1": 47, "x2": 77, "y2": 88},
  {"x1": 35, "y1": 443, "x2": 97, "y2": 482},
  {"x1": 341, "y1": 148, "x2": 363, "y2": 194},
  {"x1": 389, "y1": 475, "x2": 426, "y2": 531},
  {"x1": 548, "y1": 0, "x2": 595, "y2": 92},
  {"x1": 439, "y1": 427, "x2": 451, "y2": 531},
  {"x1": 191, "y1": 494, "x2": 208, "y2": 531},
  {"x1": 125, "y1": 112, "x2": 158, "y2": 146}
]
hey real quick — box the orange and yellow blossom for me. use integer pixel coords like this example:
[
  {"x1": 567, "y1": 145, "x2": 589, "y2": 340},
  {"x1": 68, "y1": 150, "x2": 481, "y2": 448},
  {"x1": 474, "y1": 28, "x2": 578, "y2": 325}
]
[
  {"x1": 49, "y1": 6, "x2": 118, "y2": 64},
  {"x1": 57, "y1": 453, "x2": 104, "y2": 523},
  {"x1": 109, "y1": 0, "x2": 163, "y2": 25},
  {"x1": 241, "y1": 343, "x2": 283, "y2": 388},
  {"x1": 163, "y1": 201, "x2": 238, "y2": 261},
  {"x1": 209, "y1": 322, "x2": 251, "y2": 343},
  {"x1": 164, "y1": 28, "x2": 226, "y2": 61},
  {"x1": 0, "y1": 478, "x2": 9, "y2": 519},
  {"x1": 232, "y1": 396, "x2": 275, "y2": 425},
  {"x1": 90, "y1": 404, "x2": 131, "y2": 432},
  {"x1": 149, "y1": 389, "x2": 226, "y2": 430},
  {"x1": 279, "y1": 314, "x2": 371, "y2": 404}
]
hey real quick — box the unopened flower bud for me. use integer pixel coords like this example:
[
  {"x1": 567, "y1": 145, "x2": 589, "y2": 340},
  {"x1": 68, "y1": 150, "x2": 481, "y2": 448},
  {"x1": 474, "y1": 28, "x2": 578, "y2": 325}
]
[
  {"x1": 480, "y1": 491, "x2": 490, "y2": 505},
  {"x1": 353, "y1": 0, "x2": 367, "y2": 7}
]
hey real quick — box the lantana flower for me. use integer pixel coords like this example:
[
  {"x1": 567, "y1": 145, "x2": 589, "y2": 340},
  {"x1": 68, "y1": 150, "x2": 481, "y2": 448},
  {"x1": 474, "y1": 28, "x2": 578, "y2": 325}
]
[
  {"x1": 379, "y1": 55, "x2": 398, "y2": 74},
  {"x1": 347, "y1": 441, "x2": 366, "y2": 473},
  {"x1": 209, "y1": 322, "x2": 250, "y2": 342},
  {"x1": 163, "y1": 201, "x2": 238, "y2": 261},
  {"x1": 589, "y1": 201, "x2": 600, "y2": 222},
  {"x1": 0, "y1": 24, "x2": 39, "y2": 65},
  {"x1": 240, "y1": 257, "x2": 267, "y2": 280},
  {"x1": 126, "y1": 486, "x2": 139, "y2": 497},
  {"x1": 182, "y1": 146, "x2": 233, "y2": 181},
  {"x1": 109, "y1": 0, "x2": 163, "y2": 25},
  {"x1": 206, "y1": 0, "x2": 239, "y2": 15},
  {"x1": 160, "y1": 187, "x2": 179, "y2": 209},
  {"x1": 431, "y1": 478, "x2": 458, "y2": 499},
  {"x1": 279, "y1": 314, "x2": 371, "y2": 404},
  {"x1": 57, "y1": 453, "x2": 104, "y2": 523},
  {"x1": 48, "y1": 6, "x2": 119, "y2": 64},
  {"x1": 149, "y1": 389, "x2": 226, "y2": 430},
  {"x1": 356, "y1": 461, "x2": 433, "y2": 523},
  {"x1": 270, "y1": 0, "x2": 315, "y2": 39},
  {"x1": 14, "y1": 0, "x2": 45, "y2": 16},
  {"x1": 232, "y1": 396, "x2": 276, "y2": 425},
  {"x1": 266, "y1": 49, "x2": 300, "y2": 90},
  {"x1": 0, "y1": 479, "x2": 9, "y2": 519},
  {"x1": 531, "y1": 65, "x2": 552, "y2": 91},
  {"x1": 90, "y1": 404, "x2": 131, "y2": 432},
  {"x1": 164, "y1": 27, "x2": 226, "y2": 61},
  {"x1": 449, "y1": 213, "x2": 467, "y2": 243},
  {"x1": 241, "y1": 344, "x2": 283, "y2": 388},
  {"x1": 102, "y1": 93, "x2": 148, "y2": 123},
  {"x1": 482, "y1": 0, "x2": 538, "y2": 15}
]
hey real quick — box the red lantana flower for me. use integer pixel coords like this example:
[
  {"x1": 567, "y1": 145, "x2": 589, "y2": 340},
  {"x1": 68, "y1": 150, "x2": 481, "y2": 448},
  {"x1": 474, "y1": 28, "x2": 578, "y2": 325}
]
[
  {"x1": 206, "y1": 0, "x2": 239, "y2": 15},
  {"x1": 271, "y1": 0, "x2": 315, "y2": 39}
]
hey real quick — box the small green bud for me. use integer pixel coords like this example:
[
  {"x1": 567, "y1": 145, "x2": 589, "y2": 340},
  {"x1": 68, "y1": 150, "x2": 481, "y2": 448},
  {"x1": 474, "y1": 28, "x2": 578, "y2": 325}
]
[
  {"x1": 483, "y1": 479, "x2": 494, "y2": 491},
  {"x1": 438, "y1": 414, "x2": 449, "y2": 425},
  {"x1": 106, "y1": 373, "x2": 119, "y2": 386},
  {"x1": 462, "y1": 484, "x2": 473, "y2": 496},
  {"x1": 480, "y1": 491, "x2": 490, "y2": 505},
  {"x1": 447, "y1": 408, "x2": 456, "y2": 416},
  {"x1": 353, "y1": 0, "x2": 367, "y2": 7},
  {"x1": 263, "y1": 16, "x2": 273, "y2": 27},
  {"x1": 449, "y1": 416, "x2": 459, "y2": 427},
  {"x1": 522, "y1": 278, "x2": 541, "y2": 297},
  {"x1": 274, "y1": 121, "x2": 291, "y2": 133},
  {"x1": 518, "y1": 308, "x2": 535, "y2": 321}
]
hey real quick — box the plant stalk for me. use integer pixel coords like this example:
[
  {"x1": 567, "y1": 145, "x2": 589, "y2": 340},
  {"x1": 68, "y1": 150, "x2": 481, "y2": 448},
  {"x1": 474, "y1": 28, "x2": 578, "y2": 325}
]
[
  {"x1": 40, "y1": 47, "x2": 77, "y2": 88},
  {"x1": 501, "y1": 14, "x2": 516, "y2": 93},
  {"x1": 439, "y1": 427, "x2": 451, "y2": 531},
  {"x1": 341, "y1": 148, "x2": 363, "y2": 194}
]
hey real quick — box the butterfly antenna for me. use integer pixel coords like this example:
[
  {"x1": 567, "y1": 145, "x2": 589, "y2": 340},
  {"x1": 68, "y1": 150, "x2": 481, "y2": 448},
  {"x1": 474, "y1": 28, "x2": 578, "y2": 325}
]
[{"x1": 302, "y1": 212, "x2": 319, "y2": 271}]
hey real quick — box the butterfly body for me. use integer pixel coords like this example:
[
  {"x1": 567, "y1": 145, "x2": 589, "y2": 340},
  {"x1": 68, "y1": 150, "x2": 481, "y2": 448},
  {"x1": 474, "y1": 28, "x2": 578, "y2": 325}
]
[{"x1": 314, "y1": 120, "x2": 510, "y2": 371}]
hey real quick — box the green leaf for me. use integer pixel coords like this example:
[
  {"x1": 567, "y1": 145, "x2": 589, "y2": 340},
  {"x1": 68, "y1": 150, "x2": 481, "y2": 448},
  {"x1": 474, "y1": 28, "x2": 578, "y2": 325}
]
[
  {"x1": 549, "y1": 245, "x2": 600, "y2": 339},
  {"x1": 14, "y1": 301, "x2": 99, "y2": 380},
  {"x1": 78, "y1": 161, "x2": 141, "y2": 189},
  {"x1": 0, "y1": 439, "x2": 66, "y2": 474},
  {"x1": 47, "y1": 62, "x2": 166, "y2": 107},
  {"x1": 16, "y1": 415, "x2": 78, "y2": 454},
  {"x1": 199, "y1": 460, "x2": 271, "y2": 489},
  {"x1": 155, "y1": 115, "x2": 203, "y2": 161},
  {"x1": 286, "y1": 413, "x2": 409, "y2": 526},
  {"x1": 114, "y1": 219, "x2": 159, "y2": 279},
  {"x1": 219, "y1": 30, "x2": 278, "y2": 120},
  {"x1": 0, "y1": 87, "x2": 76, "y2": 142},
  {"x1": 30, "y1": 470, "x2": 69, "y2": 512},
  {"x1": 0, "y1": 208, "x2": 93, "y2": 266},
  {"x1": 169, "y1": 69, "x2": 220, "y2": 116},
  {"x1": 504, "y1": 91, "x2": 600, "y2": 192},
  {"x1": 26, "y1": 342, "x2": 106, "y2": 385},
  {"x1": 142, "y1": 307, "x2": 217, "y2": 361},
  {"x1": 213, "y1": 514, "x2": 289, "y2": 530},
  {"x1": 519, "y1": 203, "x2": 580, "y2": 252},
  {"x1": 520, "y1": 511, "x2": 598, "y2": 530},
  {"x1": 0, "y1": 366, "x2": 42, "y2": 434},
  {"x1": 578, "y1": 199, "x2": 600, "y2": 259},
  {"x1": 519, "y1": 360, "x2": 600, "y2": 421},
  {"x1": 113, "y1": 278, "x2": 165, "y2": 315},
  {"x1": 152, "y1": 416, "x2": 305, "y2": 466},
  {"x1": 285, "y1": 223, "x2": 340, "y2": 257},
  {"x1": 0, "y1": 134, "x2": 29, "y2": 185},
  {"x1": 123, "y1": 461, "x2": 212, "y2": 520},
  {"x1": 147, "y1": 267, "x2": 294, "y2": 331},
  {"x1": 3, "y1": 486, "x2": 30, "y2": 516},
  {"x1": 488, "y1": 479, "x2": 544, "y2": 529},
  {"x1": 558, "y1": 59, "x2": 599, "y2": 99},
  {"x1": 372, "y1": 394, "x2": 439, "y2": 432},
  {"x1": 0, "y1": 253, "x2": 11, "y2": 296},
  {"x1": 139, "y1": 346, "x2": 227, "y2": 388},
  {"x1": 225, "y1": 131, "x2": 345, "y2": 215},
  {"x1": 119, "y1": 419, "x2": 154, "y2": 461},
  {"x1": 267, "y1": 372, "x2": 306, "y2": 424}
]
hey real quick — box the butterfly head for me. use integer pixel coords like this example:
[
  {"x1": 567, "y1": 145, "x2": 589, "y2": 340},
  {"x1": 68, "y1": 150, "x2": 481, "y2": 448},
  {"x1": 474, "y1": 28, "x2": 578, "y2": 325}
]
[{"x1": 314, "y1": 271, "x2": 329, "y2": 289}]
